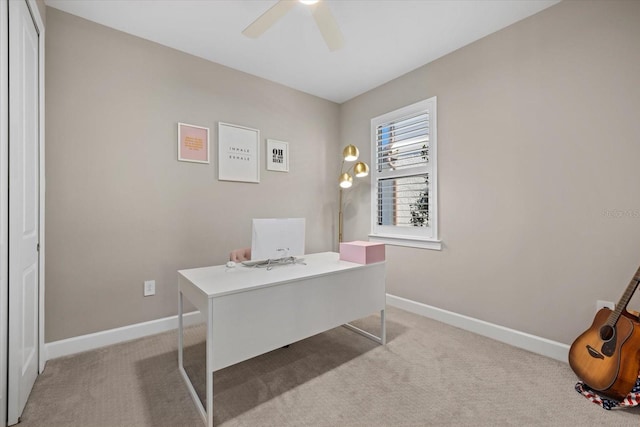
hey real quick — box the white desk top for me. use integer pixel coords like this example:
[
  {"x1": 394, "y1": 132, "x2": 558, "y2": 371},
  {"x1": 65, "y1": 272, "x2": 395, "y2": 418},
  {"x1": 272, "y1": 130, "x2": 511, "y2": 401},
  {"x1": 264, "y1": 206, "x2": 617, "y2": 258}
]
[{"x1": 178, "y1": 251, "x2": 383, "y2": 298}]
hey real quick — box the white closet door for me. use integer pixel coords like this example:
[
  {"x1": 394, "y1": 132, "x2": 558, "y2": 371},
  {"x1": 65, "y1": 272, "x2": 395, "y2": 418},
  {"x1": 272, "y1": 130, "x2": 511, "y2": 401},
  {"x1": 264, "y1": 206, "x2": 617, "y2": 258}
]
[{"x1": 7, "y1": 0, "x2": 40, "y2": 424}]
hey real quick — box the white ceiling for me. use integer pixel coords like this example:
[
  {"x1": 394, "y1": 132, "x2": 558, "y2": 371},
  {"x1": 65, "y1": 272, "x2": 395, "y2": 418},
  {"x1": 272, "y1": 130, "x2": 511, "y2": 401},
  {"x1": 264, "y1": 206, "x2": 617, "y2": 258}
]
[{"x1": 45, "y1": 0, "x2": 560, "y2": 103}]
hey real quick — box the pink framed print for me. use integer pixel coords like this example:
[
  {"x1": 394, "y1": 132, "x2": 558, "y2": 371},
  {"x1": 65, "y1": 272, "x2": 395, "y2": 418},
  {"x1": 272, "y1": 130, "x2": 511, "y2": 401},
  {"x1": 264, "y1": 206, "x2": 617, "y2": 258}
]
[{"x1": 178, "y1": 122, "x2": 210, "y2": 164}]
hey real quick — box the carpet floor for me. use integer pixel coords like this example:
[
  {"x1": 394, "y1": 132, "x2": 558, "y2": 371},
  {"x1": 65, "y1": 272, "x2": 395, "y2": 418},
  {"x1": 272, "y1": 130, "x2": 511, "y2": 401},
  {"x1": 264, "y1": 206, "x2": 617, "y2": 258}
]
[{"x1": 19, "y1": 307, "x2": 640, "y2": 426}]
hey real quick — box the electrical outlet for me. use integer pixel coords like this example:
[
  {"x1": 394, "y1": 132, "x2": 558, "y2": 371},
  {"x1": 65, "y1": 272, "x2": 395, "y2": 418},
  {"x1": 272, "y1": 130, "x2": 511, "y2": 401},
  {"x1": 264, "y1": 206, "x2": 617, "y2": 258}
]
[
  {"x1": 144, "y1": 280, "x2": 156, "y2": 297},
  {"x1": 596, "y1": 300, "x2": 615, "y2": 312}
]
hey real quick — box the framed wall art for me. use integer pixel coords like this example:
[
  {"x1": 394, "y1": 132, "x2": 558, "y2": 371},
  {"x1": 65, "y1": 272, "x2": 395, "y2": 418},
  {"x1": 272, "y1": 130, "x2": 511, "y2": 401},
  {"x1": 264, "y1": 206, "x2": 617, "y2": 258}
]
[
  {"x1": 218, "y1": 122, "x2": 260, "y2": 183},
  {"x1": 266, "y1": 139, "x2": 289, "y2": 172},
  {"x1": 178, "y1": 122, "x2": 210, "y2": 164}
]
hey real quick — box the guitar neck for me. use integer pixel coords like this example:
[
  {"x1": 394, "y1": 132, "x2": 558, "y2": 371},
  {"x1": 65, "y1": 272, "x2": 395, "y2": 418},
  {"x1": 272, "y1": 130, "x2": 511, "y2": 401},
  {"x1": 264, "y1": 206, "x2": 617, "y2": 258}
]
[{"x1": 607, "y1": 264, "x2": 640, "y2": 326}]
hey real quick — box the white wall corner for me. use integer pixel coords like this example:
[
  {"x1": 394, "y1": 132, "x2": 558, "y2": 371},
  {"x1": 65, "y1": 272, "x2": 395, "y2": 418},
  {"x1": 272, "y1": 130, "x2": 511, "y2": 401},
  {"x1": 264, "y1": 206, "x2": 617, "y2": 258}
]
[{"x1": 386, "y1": 294, "x2": 570, "y2": 363}]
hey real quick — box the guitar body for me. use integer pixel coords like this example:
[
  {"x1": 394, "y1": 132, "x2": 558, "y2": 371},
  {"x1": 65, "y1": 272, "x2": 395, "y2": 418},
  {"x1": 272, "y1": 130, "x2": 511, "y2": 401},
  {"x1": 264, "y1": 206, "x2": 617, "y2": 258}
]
[{"x1": 569, "y1": 308, "x2": 640, "y2": 400}]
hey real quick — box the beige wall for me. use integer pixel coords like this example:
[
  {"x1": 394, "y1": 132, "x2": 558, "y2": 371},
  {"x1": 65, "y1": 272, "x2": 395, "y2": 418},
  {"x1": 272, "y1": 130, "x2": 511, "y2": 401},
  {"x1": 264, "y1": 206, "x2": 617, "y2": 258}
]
[
  {"x1": 45, "y1": 8, "x2": 340, "y2": 342},
  {"x1": 46, "y1": 1, "x2": 640, "y2": 347},
  {"x1": 341, "y1": 0, "x2": 640, "y2": 345}
]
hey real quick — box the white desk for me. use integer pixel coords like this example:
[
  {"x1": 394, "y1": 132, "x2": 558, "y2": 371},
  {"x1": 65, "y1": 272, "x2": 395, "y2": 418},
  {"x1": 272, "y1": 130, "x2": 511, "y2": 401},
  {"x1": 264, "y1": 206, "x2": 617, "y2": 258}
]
[{"x1": 178, "y1": 251, "x2": 386, "y2": 426}]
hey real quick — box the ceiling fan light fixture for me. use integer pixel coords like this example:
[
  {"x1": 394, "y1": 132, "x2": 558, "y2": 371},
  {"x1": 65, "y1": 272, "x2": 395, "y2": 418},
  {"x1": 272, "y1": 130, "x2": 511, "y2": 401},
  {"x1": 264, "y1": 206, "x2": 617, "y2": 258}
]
[{"x1": 244, "y1": 0, "x2": 344, "y2": 51}]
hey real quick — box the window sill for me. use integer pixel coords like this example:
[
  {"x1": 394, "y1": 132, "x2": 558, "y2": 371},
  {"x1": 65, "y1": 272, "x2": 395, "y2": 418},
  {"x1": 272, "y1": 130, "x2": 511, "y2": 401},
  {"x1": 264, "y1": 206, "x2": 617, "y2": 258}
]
[{"x1": 368, "y1": 234, "x2": 442, "y2": 250}]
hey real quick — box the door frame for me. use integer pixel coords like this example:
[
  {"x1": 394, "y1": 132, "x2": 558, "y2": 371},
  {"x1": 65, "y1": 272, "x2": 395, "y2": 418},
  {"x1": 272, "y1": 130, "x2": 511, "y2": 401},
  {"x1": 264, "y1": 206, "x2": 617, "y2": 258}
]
[
  {"x1": 31, "y1": 0, "x2": 45, "y2": 376},
  {"x1": 3, "y1": 0, "x2": 45, "y2": 425},
  {"x1": 1, "y1": 0, "x2": 9, "y2": 425}
]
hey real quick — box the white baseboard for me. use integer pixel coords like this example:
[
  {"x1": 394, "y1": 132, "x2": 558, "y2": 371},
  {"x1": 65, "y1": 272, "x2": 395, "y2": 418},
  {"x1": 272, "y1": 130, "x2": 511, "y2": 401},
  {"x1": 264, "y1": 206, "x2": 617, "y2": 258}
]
[
  {"x1": 44, "y1": 311, "x2": 204, "y2": 361},
  {"x1": 386, "y1": 294, "x2": 570, "y2": 363},
  {"x1": 45, "y1": 297, "x2": 570, "y2": 364}
]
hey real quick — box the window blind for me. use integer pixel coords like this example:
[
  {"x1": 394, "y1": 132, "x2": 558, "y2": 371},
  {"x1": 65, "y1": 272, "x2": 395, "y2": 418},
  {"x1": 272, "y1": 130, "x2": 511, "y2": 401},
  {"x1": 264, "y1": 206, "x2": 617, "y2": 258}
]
[
  {"x1": 376, "y1": 112, "x2": 429, "y2": 172},
  {"x1": 377, "y1": 174, "x2": 429, "y2": 227}
]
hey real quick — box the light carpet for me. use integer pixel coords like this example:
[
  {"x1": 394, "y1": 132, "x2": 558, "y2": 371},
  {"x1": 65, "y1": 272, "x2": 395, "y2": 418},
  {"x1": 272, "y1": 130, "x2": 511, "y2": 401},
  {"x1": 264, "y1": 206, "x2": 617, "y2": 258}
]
[{"x1": 19, "y1": 307, "x2": 640, "y2": 426}]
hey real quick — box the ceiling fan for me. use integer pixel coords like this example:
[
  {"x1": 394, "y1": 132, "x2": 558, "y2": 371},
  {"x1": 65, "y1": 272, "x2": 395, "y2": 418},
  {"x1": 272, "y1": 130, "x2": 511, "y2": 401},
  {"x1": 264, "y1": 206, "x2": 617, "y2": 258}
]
[{"x1": 242, "y1": 0, "x2": 344, "y2": 51}]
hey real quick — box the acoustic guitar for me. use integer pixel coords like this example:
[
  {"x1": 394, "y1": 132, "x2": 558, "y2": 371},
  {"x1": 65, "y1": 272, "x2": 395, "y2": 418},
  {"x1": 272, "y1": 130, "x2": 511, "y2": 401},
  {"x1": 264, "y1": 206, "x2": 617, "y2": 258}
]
[{"x1": 568, "y1": 265, "x2": 640, "y2": 401}]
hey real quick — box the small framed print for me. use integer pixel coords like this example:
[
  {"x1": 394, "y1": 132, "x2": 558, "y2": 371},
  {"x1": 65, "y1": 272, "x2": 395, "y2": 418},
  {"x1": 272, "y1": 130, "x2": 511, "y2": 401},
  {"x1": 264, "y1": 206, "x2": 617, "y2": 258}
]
[
  {"x1": 178, "y1": 123, "x2": 210, "y2": 164},
  {"x1": 218, "y1": 122, "x2": 260, "y2": 183},
  {"x1": 266, "y1": 139, "x2": 289, "y2": 172}
]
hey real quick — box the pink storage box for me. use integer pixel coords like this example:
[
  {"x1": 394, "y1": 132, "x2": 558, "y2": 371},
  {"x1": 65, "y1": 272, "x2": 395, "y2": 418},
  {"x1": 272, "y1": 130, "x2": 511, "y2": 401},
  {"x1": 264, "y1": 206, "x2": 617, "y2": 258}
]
[{"x1": 339, "y1": 241, "x2": 385, "y2": 264}]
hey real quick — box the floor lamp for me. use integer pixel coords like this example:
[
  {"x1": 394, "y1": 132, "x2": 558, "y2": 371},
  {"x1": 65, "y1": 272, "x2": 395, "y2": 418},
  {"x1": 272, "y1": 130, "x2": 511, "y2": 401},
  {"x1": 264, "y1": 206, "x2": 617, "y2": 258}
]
[{"x1": 338, "y1": 144, "x2": 369, "y2": 243}]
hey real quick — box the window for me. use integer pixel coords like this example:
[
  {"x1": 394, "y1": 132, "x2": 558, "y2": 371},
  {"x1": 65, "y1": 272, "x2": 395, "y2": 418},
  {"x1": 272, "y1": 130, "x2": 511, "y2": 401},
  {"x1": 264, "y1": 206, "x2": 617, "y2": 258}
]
[{"x1": 369, "y1": 97, "x2": 440, "y2": 250}]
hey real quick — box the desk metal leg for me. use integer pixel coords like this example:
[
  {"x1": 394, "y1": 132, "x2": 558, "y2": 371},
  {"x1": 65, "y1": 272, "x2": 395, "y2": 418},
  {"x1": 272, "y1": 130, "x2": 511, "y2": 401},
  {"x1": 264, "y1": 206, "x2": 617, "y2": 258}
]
[
  {"x1": 206, "y1": 299, "x2": 214, "y2": 427},
  {"x1": 178, "y1": 291, "x2": 183, "y2": 368},
  {"x1": 381, "y1": 309, "x2": 386, "y2": 345},
  {"x1": 178, "y1": 290, "x2": 207, "y2": 424},
  {"x1": 343, "y1": 308, "x2": 386, "y2": 345}
]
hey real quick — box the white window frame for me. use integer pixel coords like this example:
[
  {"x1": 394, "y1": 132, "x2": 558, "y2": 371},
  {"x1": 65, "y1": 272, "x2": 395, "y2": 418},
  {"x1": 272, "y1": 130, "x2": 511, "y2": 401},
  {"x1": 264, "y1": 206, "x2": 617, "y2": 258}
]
[{"x1": 369, "y1": 97, "x2": 441, "y2": 250}]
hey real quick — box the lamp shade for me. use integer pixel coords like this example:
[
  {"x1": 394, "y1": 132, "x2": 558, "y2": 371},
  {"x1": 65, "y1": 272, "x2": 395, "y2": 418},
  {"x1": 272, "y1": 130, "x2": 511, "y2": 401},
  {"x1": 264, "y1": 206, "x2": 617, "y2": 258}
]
[
  {"x1": 354, "y1": 161, "x2": 369, "y2": 177},
  {"x1": 343, "y1": 145, "x2": 359, "y2": 162},
  {"x1": 339, "y1": 172, "x2": 353, "y2": 188}
]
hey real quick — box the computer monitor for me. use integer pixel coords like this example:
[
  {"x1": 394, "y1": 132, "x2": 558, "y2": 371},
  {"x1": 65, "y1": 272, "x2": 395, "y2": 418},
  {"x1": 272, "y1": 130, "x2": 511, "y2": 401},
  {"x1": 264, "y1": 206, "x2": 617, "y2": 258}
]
[{"x1": 250, "y1": 218, "x2": 305, "y2": 261}]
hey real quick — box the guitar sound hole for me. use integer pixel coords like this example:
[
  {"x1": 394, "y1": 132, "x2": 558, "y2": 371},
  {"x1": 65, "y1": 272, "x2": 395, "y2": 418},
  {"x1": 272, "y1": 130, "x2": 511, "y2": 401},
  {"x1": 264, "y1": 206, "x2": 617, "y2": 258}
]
[{"x1": 600, "y1": 324, "x2": 615, "y2": 341}]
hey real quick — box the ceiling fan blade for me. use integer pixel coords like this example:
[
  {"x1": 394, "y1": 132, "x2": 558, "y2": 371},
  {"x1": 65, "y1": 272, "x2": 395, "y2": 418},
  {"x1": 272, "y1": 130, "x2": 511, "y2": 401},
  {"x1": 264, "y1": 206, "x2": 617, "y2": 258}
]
[
  {"x1": 311, "y1": 1, "x2": 344, "y2": 51},
  {"x1": 242, "y1": 0, "x2": 296, "y2": 39}
]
